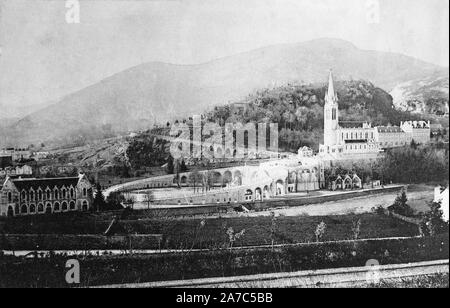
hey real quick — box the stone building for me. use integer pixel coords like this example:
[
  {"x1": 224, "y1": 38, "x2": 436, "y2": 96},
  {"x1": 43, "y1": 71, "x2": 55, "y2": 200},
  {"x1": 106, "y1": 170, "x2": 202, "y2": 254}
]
[
  {"x1": 319, "y1": 70, "x2": 430, "y2": 160},
  {"x1": 0, "y1": 174, "x2": 93, "y2": 217}
]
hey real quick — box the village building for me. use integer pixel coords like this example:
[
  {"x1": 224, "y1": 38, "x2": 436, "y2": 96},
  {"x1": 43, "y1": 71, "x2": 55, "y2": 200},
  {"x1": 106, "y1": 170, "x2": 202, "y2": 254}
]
[
  {"x1": 0, "y1": 174, "x2": 93, "y2": 217},
  {"x1": 0, "y1": 165, "x2": 33, "y2": 179},
  {"x1": 0, "y1": 148, "x2": 32, "y2": 161}
]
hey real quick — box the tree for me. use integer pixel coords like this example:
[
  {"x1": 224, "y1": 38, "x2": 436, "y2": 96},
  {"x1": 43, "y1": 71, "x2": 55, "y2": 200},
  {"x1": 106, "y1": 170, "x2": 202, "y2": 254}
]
[
  {"x1": 93, "y1": 183, "x2": 106, "y2": 212},
  {"x1": 420, "y1": 201, "x2": 449, "y2": 236},
  {"x1": 167, "y1": 155, "x2": 175, "y2": 174},
  {"x1": 188, "y1": 170, "x2": 203, "y2": 193},
  {"x1": 143, "y1": 190, "x2": 154, "y2": 210},
  {"x1": 388, "y1": 188, "x2": 414, "y2": 217},
  {"x1": 105, "y1": 192, "x2": 125, "y2": 210}
]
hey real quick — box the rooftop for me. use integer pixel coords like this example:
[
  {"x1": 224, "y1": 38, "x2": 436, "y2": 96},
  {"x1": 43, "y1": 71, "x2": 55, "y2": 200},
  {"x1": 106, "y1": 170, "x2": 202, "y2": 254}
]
[{"x1": 9, "y1": 176, "x2": 81, "y2": 191}]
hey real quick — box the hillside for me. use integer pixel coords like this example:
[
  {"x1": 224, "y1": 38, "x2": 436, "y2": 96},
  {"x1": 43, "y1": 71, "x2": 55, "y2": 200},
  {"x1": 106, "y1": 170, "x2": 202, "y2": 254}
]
[
  {"x1": 1, "y1": 38, "x2": 447, "y2": 147},
  {"x1": 204, "y1": 80, "x2": 423, "y2": 152},
  {"x1": 390, "y1": 75, "x2": 449, "y2": 115}
]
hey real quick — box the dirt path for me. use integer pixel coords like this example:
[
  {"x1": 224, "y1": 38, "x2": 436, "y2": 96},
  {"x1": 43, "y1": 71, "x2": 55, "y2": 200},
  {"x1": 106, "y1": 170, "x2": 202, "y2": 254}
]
[{"x1": 223, "y1": 189, "x2": 434, "y2": 218}]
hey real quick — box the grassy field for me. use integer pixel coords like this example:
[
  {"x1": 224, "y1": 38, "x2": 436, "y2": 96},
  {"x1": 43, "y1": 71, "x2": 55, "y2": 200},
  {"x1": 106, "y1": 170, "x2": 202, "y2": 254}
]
[
  {"x1": 0, "y1": 212, "x2": 419, "y2": 250},
  {"x1": 123, "y1": 213, "x2": 420, "y2": 249},
  {"x1": 0, "y1": 234, "x2": 447, "y2": 287},
  {"x1": 369, "y1": 273, "x2": 449, "y2": 288}
]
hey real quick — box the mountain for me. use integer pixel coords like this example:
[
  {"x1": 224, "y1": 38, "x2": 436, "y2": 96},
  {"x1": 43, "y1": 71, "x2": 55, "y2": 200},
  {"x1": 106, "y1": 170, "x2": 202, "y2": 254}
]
[
  {"x1": 390, "y1": 75, "x2": 449, "y2": 115},
  {"x1": 1, "y1": 38, "x2": 448, "y2": 147}
]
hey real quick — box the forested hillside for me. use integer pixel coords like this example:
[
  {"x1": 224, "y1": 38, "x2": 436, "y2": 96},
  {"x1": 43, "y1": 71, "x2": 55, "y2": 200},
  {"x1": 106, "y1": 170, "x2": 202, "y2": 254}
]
[{"x1": 204, "y1": 80, "x2": 424, "y2": 151}]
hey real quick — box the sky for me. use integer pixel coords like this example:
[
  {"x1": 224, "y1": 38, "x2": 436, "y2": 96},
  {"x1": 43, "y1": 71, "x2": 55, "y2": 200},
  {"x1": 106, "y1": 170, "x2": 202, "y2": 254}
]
[{"x1": 0, "y1": 0, "x2": 449, "y2": 114}]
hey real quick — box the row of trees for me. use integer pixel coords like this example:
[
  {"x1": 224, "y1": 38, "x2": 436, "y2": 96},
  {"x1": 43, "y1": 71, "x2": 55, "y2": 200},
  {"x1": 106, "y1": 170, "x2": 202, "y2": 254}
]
[
  {"x1": 326, "y1": 142, "x2": 449, "y2": 187},
  {"x1": 379, "y1": 143, "x2": 449, "y2": 184}
]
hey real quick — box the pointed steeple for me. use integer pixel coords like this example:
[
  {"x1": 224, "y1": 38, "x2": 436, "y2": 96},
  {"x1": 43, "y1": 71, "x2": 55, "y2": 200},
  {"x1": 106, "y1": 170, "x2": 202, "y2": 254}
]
[{"x1": 326, "y1": 69, "x2": 337, "y2": 103}]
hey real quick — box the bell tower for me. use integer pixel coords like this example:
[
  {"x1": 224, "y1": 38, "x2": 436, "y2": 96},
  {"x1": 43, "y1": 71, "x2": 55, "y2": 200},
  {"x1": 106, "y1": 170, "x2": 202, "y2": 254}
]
[{"x1": 323, "y1": 70, "x2": 339, "y2": 146}]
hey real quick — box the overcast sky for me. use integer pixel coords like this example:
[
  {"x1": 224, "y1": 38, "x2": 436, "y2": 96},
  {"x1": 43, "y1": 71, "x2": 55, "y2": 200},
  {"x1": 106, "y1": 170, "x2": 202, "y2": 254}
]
[{"x1": 0, "y1": 0, "x2": 448, "y2": 111}]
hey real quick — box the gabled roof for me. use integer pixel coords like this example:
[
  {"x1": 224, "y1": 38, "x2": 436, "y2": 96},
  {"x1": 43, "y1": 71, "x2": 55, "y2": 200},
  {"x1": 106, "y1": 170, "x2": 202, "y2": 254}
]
[{"x1": 10, "y1": 177, "x2": 80, "y2": 191}]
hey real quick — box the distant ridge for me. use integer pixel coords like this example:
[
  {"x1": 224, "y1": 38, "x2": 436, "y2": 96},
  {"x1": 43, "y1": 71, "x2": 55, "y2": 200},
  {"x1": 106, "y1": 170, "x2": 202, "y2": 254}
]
[{"x1": 1, "y1": 38, "x2": 448, "y2": 147}]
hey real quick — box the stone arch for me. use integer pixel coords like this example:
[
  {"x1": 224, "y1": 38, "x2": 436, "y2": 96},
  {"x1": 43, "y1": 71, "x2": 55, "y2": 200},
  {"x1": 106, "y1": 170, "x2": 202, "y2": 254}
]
[
  {"x1": 62, "y1": 201, "x2": 68, "y2": 211},
  {"x1": 225, "y1": 148, "x2": 232, "y2": 159},
  {"x1": 82, "y1": 201, "x2": 88, "y2": 211},
  {"x1": 233, "y1": 170, "x2": 242, "y2": 186},
  {"x1": 70, "y1": 200, "x2": 76, "y2": 210},
  {"x1": 215, "y1": 147, "x2": 223, "y2": 158},
  {"x1": 276, "y1": 179, "x2": 284, "y2": 196},
  {"x1": 38, "y1": 203, "x2": 44, "y2": 213},
  {"x1": 21, "y1": 204, "x2": 28, "y2": 215},
  {"x1": 223, "y1": 170, "x2": 232, "y2": 185},
  {"x1": 255, "y1": 187, "x2": 262, "y2": 201},
  {"x1": 53, "y1": 202, "x2": 60, "y2": 212},
  {"x1": 180, "y1": 176, "x2": 187, "y2": 185},
  {"x1": 263, "y1": 185, "x2": 270, "y2": 199},
  {"x1": 29, "y1": 204, "x2": 36, "y2": 214},
  {"x1": 45, "y1": 203, "x2": 52, "y2": 214},
  {"x1": 212, "y1": 172, "x2": 223, "y2": 186},
  {"x1": 14, "y1": 204, "x2": 20, "y2": 215}
]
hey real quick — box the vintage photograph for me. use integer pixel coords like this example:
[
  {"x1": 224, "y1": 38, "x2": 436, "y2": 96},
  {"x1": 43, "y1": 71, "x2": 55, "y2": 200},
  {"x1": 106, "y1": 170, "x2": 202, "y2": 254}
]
[{"x1": 0, "y1": 0, "x2": 448, "y2": 291}]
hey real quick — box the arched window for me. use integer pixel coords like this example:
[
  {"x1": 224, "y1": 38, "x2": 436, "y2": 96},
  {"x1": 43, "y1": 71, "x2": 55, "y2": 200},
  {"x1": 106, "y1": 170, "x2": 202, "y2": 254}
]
[
  {"x1": 38, "y1": 190, "x2": 43, "y2": 200},
  {"x1": 21, "y1": 204, "x2": 28, "y2": 214},
  {"x1": 69, "y1": 201, "x2": 76, "y2": 210},
  {"x1": 30, "y1": 191, "x2": 34, "y2": 201},
  {"x1": 62, "y1": 188, "x2": 67, "y2": 199},
  {"x1": 29, "y1": 204, "x2": 36, "y2": 213},
  {"x1": 38, "y1": 203, "x2": 44, "y2": 213},
  {"x1": 45, "y1": 203, "x2": 52, "y2": 214},
  {"x1": 62, "y1": 202, "x2": 68, "y2": 211},
  {"x1": 7, "y1": 192, "x2": 12, "y2": 203},
  {"x1": 21, "y1": 191, "x2": 26, "y2": 201},
  {"x1": 53, "y1": 202, "x2": 60, "y2": 212},
  {"x1": 46, "y1": 190, "x2": 51, "y2": 200},
  {"x1": 82, "y1": 188, "x2": 87, "y2": 197},
  {"x1": 70, "y1": 188, "x2": 75, "y2": 199},
  {"x1": 82, "y1": 201, "x2": 88, "y2": 211},
  {"x1": 54, "y1": 189, "x2": 59, "y2": 200}
]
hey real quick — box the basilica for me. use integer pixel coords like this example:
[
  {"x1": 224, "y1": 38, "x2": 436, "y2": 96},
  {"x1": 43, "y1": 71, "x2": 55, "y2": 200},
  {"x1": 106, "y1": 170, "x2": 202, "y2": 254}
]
[{"x1": 319, "y1": 71, "x2": 430, "y2": 160}]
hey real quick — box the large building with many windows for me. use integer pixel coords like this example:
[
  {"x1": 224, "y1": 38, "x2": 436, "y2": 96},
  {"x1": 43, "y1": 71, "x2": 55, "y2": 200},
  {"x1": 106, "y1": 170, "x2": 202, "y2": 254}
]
[
  {"x1": 0, "y1": 174, "x2": 93, "y2": 217},
  {"x1": 319, "y1": 71, "x2": 430, "y2": 160}
]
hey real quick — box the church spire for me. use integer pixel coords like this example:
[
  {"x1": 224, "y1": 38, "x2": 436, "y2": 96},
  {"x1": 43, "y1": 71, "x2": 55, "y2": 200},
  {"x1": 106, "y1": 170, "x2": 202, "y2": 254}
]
[{"x1": 326, "y1": 69, "x2": 337, "y2": 103}]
